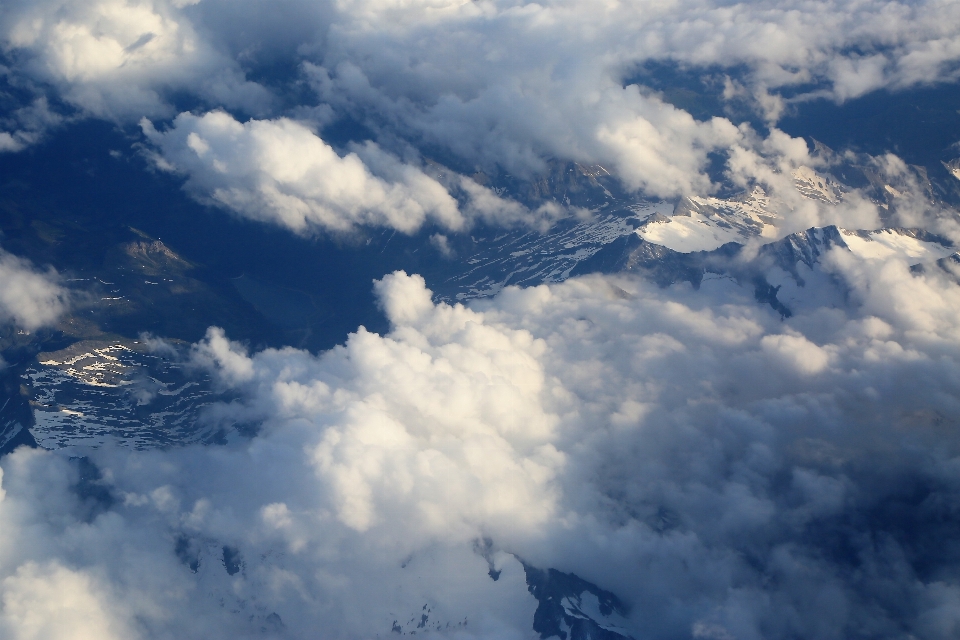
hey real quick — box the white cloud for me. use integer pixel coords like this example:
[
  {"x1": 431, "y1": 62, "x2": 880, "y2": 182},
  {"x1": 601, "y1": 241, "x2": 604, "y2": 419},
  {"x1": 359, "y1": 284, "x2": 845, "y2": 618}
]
[
  {"x1": 760, "y1": 333, "x2": 832, "y2": 375},
  {"x1": 0, "y1": 0, "x2": 270, "y2": 121},
  {"x1": 304, "y1": 56, "x2": 744, "y2": 198},
  {"x1": 303, "y1": 0, "x2": 960, "y2": 194},
  {"x1": 0, "y1": 562, "x2": 139, "y2": 640},
  {"x1": 141, "y1": 110, "x2": 465, "y2": 234},
  {"x1": 0, "y1": 250, "x2": 68, "y2": 331},
  {"x1": 1, "y1": 255, "x2": 960, "y2": 636},
  {"x1": 141, "y1": 109, "x2": 586, "y2": 234},
  {"x1": 4, "y1": 0, "x2": 959, "y2": 199}
]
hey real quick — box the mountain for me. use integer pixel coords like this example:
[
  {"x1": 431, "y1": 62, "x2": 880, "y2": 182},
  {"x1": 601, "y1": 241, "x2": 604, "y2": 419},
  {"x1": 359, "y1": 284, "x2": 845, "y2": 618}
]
[
  {"x1": 27, "y1": 339, "x2": 231, "y2": 449},
  {"x1": 523, "y1": 563, "x2": 634, "y2": 640},
  {"x1": 5, "y1": 139, "x2": 960, "y2": 453}
]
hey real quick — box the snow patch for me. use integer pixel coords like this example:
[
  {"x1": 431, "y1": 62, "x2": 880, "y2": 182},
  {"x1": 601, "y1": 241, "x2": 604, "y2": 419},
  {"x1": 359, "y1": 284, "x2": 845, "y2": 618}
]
[
  {"x1": 637, "y1": 186, "x2": 779, "y2": 253},
  {"x1": 840, "y1": 229, "x2": 954, "y2": 263}
]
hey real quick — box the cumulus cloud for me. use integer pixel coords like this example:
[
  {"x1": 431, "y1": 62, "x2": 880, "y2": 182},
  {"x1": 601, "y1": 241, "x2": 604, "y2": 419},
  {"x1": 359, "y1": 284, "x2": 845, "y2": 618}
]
[
  {"x1": 304, "y1": 0, "x2": 960, "y2": 193},
  {"x1": 0, "y1": 250, "x2": 68, "y2": 331},
  {"x1": 0, "y1": 562, "x2": 139, "y2": 640},
  {"x1": 2, "y1": 256, "x2": 960, "y2": 637},
  {"x1": 0, "y1": 0, "x2": 271, "y2": 121},
  {"x1": 141, "y1": 110, "x2": 463, "y2": 234},
  {"x1": 141, "y1": 110, "x2": 579, "y2": 234}
]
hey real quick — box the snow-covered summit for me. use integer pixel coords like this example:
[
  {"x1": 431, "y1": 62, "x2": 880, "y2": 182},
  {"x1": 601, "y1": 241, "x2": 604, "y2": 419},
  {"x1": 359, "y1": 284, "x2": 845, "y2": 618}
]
[
  {"x1": 636, "y1": 186, "x2": 780, "y2": 252},
  {"x1": 632, "y1": 165, "x2": 844, "y2": 254},
  {"x1": 793, "y1": 165, "x2": 845, "y2": 204}
]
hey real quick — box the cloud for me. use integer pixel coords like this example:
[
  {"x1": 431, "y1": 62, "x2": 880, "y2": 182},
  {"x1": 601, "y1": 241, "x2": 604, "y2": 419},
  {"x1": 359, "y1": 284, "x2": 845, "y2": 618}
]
[
  {"x1": 0, "y1": 0, "x2": 270, "y2": 122},
  {"x1": 305, "y1": 56, "x2": 744, "y2": 198},
  {"x1": 303, "y1": 0, "x2": 960, "y2": 192},
  {"x1": 191, "y1": 271, "x2": 563, "y2": 538},
  {"x1": 2, "y1": 255, "x2": 960, "y2": 636},
  {"x1": 0, "y1": 562, "x2": 140, "y2": 640},
  {"x1": 141, "y1": 109, "x2": 584, "y2": 234},
  {"x1": 0, "y1": 97, "x2": 64, "y2": 153},
  {"x1": 3, "y1": 1, "x2": 960, "y2": 637},
  {"x1": 141, "y1": 110, "x2": 465, "y2": 234},
  {"x1": 3, "y1": 0, "x2": 959, "y2": 198},
  {"x1": 139, "y1": 107, "x2": 910, "y2": 240},
  {"x1": 0, "y1": 250, "x2": 68, "y2": 331}
]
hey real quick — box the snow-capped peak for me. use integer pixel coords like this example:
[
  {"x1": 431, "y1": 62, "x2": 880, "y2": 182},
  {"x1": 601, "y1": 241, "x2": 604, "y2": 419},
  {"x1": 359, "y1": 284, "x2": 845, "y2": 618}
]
[{"x1": 635, "y1": 186, "x2": 780, "y2": 253}]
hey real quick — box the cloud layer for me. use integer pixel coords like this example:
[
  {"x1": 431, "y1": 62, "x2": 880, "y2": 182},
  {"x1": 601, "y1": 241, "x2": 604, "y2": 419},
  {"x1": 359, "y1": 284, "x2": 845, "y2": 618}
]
[
  {"x1": 4, "y1": 0, "x2": 960, "y2": 224},
  {"x1": 1, "y1": 1, "x2": 960, "y2": 638},
  {"x1": 2, "y1": 256, "x2": 960, "y2": 637}
]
